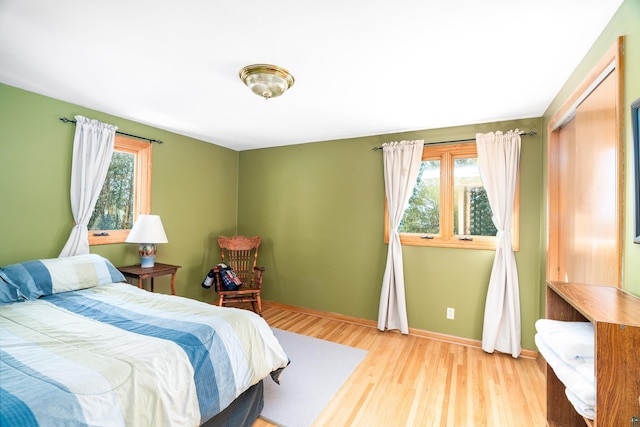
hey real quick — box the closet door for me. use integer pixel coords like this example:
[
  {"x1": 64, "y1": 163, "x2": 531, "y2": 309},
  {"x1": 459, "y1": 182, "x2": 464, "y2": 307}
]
[
  {"x1": 548, "y1": 38, "x2": 623, "y2": 288},
  {"x1": 557, "y1": 73, "x2": 619, "y2": 286},
  {"x1": 556, "y1": 118, "x2": 577, "y2": 283}
]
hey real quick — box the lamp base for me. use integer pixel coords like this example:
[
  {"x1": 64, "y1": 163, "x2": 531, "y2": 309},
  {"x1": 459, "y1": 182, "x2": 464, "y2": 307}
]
[{"x1": 138, "y1": 243, "x2": 157, "y2": 268}]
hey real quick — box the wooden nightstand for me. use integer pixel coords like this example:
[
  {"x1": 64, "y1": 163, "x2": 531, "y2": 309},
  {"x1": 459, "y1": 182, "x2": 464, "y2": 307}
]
[{"x1": 118, "y1": 263, "x2": 180, "y2": 295}]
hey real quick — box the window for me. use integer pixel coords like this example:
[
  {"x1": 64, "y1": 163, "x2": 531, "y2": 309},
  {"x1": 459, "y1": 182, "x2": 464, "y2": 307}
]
[
  {"x1": 384, "y1": 142, "x2": 519, "y2": 250},
  {"x1": 88, "y1": 135, "x2": 152, "y2": 245}
]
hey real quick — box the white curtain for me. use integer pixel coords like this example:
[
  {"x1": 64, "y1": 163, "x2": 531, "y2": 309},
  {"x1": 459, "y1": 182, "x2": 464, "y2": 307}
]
[
  {"x1": 476, "y1": 130, "x2": 522, "y2": 358},
  {"x1": 59, "y1": 116, "x2": 118, "y2": 257},
  {"x1": 378, "y1": 139, "x2": 424, "y2": 334}
]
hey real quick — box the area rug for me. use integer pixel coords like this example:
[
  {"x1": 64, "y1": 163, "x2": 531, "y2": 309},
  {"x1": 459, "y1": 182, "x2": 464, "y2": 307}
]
[{"x1": 261, "y1": 328, "x2": 368, "y2": 427}]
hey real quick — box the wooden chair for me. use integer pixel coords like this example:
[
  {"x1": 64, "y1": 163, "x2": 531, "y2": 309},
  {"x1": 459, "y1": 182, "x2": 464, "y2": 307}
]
[{"x1": 213, "y1": 236, "x2": 265, "y2": 315}]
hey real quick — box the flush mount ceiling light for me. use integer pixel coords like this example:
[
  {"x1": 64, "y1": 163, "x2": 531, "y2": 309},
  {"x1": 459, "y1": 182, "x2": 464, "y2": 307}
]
[{"x1": 239, "y1": 64, "x2": 295, "y2": 100}]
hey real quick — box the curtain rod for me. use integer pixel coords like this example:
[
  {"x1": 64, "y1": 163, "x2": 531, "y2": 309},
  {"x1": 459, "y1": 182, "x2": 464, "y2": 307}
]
[
  {"x1": 59, "y1": 117, "x2": 164, "y2": 144},
  {"x1": 371, "y1": 130, "x2": 537, "y2": 151}
]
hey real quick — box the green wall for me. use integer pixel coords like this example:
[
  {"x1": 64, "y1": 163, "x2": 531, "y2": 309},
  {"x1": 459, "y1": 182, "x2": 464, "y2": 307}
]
[
  {"x1": 238, "y1": 117, "x2": 544, "y2": 350},
  {"x1": 542, "y1": 0, "x2": 640, "y2": 298},
  {"x1": 0, "y1": 83, "x2": 239, "y2": 301}
]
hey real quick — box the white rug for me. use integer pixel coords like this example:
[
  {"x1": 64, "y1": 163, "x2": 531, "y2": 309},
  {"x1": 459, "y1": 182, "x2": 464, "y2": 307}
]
[{"x1": 261, "y1": 328, "x2": 367, "y2": 427}]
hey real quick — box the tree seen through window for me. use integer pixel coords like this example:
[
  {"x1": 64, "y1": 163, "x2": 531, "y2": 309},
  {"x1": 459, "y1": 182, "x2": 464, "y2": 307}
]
[{"x1": 89, "y1": 151, "x2": 135, "y2": 231}]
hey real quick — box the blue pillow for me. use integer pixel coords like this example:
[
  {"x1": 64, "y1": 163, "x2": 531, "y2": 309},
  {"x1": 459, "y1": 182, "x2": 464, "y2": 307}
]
[
  {"x1": 1, "y1": 254, "x2": 125, "y2": 300},
  {"x1": 0, "y1": 270, "x2": 25, "y2": 303},
  {"x1": 1, "y1": 261, "x2": 48, "y2": 300}
]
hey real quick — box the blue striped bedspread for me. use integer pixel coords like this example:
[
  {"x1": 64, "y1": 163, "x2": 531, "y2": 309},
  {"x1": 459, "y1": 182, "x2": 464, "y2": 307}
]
[{"x1": 0, "y1": 282, "x2": 289, "y2": 426}]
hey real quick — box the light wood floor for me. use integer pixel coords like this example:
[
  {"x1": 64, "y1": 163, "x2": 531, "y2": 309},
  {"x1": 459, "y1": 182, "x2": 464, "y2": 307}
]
[{"x1": 251, "y1": 302, "x2": 546, "y2": 427}]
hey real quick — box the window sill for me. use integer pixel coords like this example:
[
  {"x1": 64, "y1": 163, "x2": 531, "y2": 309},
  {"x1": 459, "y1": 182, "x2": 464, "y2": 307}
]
[
  {"x1": 88, "y1": 229, "x2": 130, "y2": 245},
  {"x1": 395, "y1": 234, "x2": 520, "y2": 251}
]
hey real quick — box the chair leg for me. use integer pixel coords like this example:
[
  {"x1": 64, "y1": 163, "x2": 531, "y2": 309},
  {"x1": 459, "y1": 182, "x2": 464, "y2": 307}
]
[
  {"x1": 218, "y1": 295, "x2": 224, "y2": 307},
  {"x1": 255, "y1": 295, "x2": 262, "y2": 316}
]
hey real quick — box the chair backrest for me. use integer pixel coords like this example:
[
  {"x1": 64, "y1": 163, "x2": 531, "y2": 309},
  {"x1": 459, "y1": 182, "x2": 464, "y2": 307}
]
[{"x1": 218, "y1": 236, "x2": 261, "y2": 288}]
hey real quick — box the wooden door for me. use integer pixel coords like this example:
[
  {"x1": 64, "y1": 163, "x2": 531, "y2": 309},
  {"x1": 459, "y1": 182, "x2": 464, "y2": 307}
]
[{"x1": 548, "y1": 38, "x2": 623, "y2": 288}]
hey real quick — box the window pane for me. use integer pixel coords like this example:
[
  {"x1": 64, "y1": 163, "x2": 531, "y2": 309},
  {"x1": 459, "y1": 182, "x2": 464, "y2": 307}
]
[
  {"x1": 453, "y1": 157, "x2": 497, "y2": 236},
  {"x1": 88, "y1": 151, "x2": 135, "y2": 231},
  {"x1": 399, "y1": 160, "x2": 440, "y2": 234}
]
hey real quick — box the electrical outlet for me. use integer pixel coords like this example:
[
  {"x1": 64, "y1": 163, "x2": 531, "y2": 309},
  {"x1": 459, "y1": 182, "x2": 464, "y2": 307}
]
[{"x1": 446, "y1": 307, "x2": 455, "y2": 320}]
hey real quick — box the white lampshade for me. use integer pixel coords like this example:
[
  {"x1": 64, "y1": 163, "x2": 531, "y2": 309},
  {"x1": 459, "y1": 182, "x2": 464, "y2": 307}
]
[
  {"x1": 126, "y1": 215, "x2": 168, "y2": 244},
  {"x1": 126, "y1": 215, "x2": 168, "y2": 268}
]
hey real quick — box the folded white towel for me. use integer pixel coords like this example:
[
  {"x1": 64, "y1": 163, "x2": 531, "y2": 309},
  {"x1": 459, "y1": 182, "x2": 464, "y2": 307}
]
[
  {"x1": 535, "y1": 319, "x2": 594, "y2": 362},
  {"x1": 535, "y1": 334, "x2": 595, "y2": 407},
  {"x1": 535, "y1": 319, "x2": 593, "y2": 334},
  {"x1": 565, "y1": 388, "x2": 595, "y2": 420},
  {"x1": 574, "y1": 362, "x2": 595, "y2": 383}
]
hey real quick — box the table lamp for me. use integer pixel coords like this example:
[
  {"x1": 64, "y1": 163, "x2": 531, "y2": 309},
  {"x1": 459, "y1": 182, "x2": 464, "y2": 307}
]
[{"x1": 125, "y1": 214, "x2": 168, "y2": 268}]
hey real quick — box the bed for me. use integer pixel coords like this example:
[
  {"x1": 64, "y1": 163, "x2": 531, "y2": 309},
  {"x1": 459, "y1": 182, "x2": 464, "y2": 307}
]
[{"x1": 0, "y1": 254, "x2": 289, "y2": 426}]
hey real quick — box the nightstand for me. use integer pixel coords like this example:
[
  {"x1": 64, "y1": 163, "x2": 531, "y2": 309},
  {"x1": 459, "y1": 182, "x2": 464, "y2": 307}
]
[{"x1": 117, "y1": 263, "x2": 180, "y2": 295}]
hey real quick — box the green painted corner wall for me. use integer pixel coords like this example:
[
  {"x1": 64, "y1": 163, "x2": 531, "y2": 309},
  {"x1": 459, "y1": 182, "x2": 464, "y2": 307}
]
[
  {"x1": 541, "y1": 0, "x2": 640, "y2": 298},
  {"x1": 238, "y1": 117, "x2": 544, "y2": 350},
  {"x1": 0, "y1": 83, "x2": 238, "y2": 301}
]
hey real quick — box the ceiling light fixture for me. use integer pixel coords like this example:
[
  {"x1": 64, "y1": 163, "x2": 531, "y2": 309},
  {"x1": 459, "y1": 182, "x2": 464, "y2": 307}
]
[{"x1": 239, "y1": 64, "x2": 295, "y2": 100}]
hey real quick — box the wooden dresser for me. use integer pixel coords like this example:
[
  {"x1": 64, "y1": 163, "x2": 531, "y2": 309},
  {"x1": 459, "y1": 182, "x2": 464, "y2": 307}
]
[{"x1": 545, "y1": 281, "x2": 640, "y2": 426}]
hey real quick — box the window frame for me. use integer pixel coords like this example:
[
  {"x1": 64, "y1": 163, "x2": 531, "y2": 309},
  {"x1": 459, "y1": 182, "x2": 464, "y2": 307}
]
[
  {"x1": 88, "y1": 135, "x2": 152, "y2": 245},
  {"x1": 384, "y1": 142, "x2": 520, "y2": 251}
]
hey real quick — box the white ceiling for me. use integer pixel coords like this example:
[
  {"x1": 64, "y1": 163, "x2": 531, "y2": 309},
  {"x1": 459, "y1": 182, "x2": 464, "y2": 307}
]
[{"x1": 0, "y1": 0, "x2": 623, "y2": 151}]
